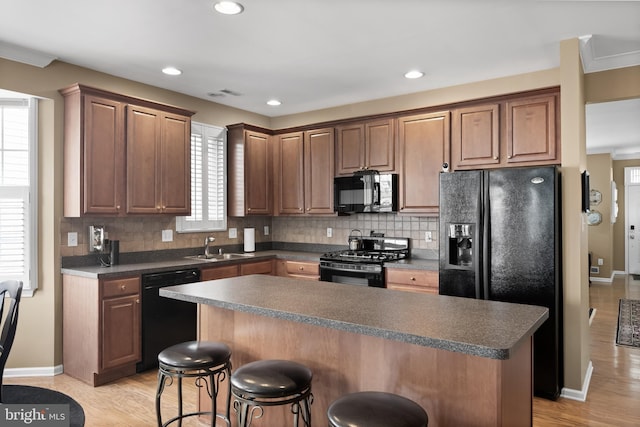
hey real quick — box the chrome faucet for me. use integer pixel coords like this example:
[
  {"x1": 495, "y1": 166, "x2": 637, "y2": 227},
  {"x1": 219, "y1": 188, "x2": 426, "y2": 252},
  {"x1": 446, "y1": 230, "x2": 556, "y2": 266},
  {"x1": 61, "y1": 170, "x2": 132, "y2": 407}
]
[{"x1": 204, "y1": 236, "x2": 215, "y2": 258}]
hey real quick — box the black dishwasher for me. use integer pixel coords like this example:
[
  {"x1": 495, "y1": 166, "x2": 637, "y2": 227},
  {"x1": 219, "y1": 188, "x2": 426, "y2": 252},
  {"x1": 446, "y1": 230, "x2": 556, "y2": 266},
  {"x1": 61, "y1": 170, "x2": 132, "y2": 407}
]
[{"x1": 136, "y1": 268, "x2": 201, "y2": 372}]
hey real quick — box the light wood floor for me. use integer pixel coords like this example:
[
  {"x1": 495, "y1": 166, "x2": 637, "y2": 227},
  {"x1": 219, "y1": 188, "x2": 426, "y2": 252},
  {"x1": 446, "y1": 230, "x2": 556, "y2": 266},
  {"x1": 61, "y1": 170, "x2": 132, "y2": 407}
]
[{"x1": 6, "y1": 275, "x2": 640, "y2": 426}]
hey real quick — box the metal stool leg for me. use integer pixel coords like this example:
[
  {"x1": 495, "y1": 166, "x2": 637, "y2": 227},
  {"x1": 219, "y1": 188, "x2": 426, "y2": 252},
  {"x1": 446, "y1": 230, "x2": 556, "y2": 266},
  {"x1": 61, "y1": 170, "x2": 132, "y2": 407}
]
[{"x1": 156, "y1": 371, "x2": 169, "y2": 427}]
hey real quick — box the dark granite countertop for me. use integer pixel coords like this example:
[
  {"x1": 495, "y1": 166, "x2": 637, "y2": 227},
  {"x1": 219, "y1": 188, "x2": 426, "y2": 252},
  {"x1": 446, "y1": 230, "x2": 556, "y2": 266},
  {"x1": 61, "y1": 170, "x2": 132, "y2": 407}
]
[
  {"x1": 160, "y1": 274, "x2": 548, "y2": 360},
  {"x1": 60, "y1": 250, "x2": 437, "y2": 279},
  {"x1": 60, "y1": 250, "x2": 321, "y2": 279}
]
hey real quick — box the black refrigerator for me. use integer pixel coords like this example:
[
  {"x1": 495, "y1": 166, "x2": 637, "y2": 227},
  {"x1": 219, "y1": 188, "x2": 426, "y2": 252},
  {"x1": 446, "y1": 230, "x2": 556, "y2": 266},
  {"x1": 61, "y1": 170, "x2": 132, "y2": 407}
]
[{"x1": 439, "y1": 166, "x2": 563, "y2": 400}]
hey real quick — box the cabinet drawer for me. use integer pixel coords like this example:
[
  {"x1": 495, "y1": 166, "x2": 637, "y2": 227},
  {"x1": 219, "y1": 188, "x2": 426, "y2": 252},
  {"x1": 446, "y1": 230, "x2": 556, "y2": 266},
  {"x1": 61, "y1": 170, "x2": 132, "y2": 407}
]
[
  {"x1": 386, "y1": 269, "x2": 438, "y2": 294},
  {"x1": 102, "y1": 276, "x2": 140, "y2": 298},
  {"x1": 284, "y1": 261, "x2": 319, "y2": 277},
  {"x1": 240, "y1": 260, "x2": 274, "y2": 276},
  {"x1": 201, "y1": 265, "x2": 239, "y2": 281}
]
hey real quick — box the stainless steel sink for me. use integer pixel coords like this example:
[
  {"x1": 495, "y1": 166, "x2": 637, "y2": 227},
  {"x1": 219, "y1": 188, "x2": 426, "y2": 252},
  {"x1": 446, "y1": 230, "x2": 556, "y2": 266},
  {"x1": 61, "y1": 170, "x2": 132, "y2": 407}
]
[{"x1": 184, "y1": 253, "x2": 256, "y2": 262}]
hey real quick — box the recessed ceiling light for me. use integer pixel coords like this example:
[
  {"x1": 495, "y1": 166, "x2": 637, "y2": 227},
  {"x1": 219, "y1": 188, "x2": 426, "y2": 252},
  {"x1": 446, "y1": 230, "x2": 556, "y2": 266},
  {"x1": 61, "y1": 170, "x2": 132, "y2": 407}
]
[
  {"x1": 162, "y1": 67, "x2": 182, "y2": 76},
  {"x1": 267, "y1": 99, "x2": 282, "y2": 106},
  {"x1": 404, "y1": 70, "x2": 424, "y2": 79},
  {"x1": 213, "y1": 1, "x2": 244, "y2": 15}
]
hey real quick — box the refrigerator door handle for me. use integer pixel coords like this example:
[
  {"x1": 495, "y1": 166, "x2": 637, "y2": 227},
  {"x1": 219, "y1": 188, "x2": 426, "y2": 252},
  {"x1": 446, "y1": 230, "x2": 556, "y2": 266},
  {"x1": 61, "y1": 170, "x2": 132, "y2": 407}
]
[{"x1": 481, "y1": 171, "x2": 490, "y2": 300}]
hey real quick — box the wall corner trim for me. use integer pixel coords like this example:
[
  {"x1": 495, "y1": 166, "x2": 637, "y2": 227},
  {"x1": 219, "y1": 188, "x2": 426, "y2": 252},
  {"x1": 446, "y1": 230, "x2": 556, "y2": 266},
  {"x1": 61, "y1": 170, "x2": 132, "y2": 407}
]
[{"x1": 560, "y1": 360, "x2": 593, "y2": 402}]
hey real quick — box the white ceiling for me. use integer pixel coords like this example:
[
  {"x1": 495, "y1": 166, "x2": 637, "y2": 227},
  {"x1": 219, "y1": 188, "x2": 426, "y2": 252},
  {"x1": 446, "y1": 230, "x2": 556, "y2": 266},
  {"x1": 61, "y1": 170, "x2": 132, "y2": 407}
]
[{"x1": 1, "y1": 0, "x2": 639, "y2": 155}]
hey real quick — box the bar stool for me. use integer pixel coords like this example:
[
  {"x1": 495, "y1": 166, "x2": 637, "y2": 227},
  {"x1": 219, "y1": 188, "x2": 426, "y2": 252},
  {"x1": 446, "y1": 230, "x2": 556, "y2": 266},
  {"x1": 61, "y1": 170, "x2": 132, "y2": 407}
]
[
  {"x1": 231, "y1": 359, "x2": 313, "y2": 427},
  {"x1": 327, "y1": 391, "x2": 428, "y2": 427},
  {"x1": 156, "y1": 341, "x2": 232, "y2": 427}
]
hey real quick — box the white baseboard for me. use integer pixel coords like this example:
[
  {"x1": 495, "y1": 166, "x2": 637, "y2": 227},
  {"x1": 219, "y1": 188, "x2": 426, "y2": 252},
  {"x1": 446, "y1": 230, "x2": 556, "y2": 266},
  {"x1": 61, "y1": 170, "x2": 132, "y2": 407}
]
[
  {"x1": 3, "y1": 365, "x2": 63, "y2": 378},
  {"x1": 590, "y1": 274, "x2": 614, "y2": 283},
  {"x1": 560, "y1": 360, "x2": 593, "y2": 402}
]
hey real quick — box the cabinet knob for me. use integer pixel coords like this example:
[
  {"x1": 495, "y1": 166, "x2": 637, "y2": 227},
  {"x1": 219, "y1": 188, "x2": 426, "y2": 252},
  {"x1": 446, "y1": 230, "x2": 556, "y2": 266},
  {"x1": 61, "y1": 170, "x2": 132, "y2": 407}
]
[
  {"x1": 299, "y1": 267, "x2": 304, "y2": 271},
  {"x1": 299, "y1": 208, "x2": 303, "y2": 211},
  {"x1": 306, "y1": 208, "x2": 310, "y2": 211},
  {"x1": 507, "y1": 155, "x2": 512, "y2": 159},
  {"x1": 493, "y1": 156, "x2": 498, "y2": 160},
  {"x1": 411, "y1": 277, "x2": 416, "y2": 281},
  {"x1": 121, "y1": 285, "x2": 126, "y2": 290},
  {"x1": 248, "y1": 208, "x2": 252, "y2": 212},
  {"x1": 135, "y1": 299, "x2": 140, "y2": 304},
  {"x1": 116, "y1": 205, "x2": 121, "y2": 210}
]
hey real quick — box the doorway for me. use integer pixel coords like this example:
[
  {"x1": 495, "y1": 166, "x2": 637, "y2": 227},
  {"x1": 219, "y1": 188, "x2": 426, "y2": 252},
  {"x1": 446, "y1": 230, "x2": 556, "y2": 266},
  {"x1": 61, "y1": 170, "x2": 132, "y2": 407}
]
[{"x1": 625, "y1": 167, "x2": 640, "y2": 275}]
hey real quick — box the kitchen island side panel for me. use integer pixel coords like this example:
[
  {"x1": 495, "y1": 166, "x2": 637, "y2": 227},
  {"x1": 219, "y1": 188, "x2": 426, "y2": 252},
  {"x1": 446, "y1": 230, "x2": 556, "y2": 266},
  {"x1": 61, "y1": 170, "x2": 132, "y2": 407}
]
[{"x1": 197, "y1": 304, "x2": 533, "y2": 427}]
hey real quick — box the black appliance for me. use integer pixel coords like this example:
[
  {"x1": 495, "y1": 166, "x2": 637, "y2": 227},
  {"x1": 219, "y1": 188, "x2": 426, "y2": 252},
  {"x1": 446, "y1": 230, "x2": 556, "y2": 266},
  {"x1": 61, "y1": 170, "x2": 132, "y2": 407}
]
[
  {"x1": 137, "y1": 268, "x2": 201, "y2": 372},
  {"x1": 439, "y1": 166, "x2": 563, "y2": 400},
  {"x1": 334, "y1": 171, "x2": 398, "y2": 214},
  {"x1": 320, "y1": 236, "x2": 409, "y2": 286}
]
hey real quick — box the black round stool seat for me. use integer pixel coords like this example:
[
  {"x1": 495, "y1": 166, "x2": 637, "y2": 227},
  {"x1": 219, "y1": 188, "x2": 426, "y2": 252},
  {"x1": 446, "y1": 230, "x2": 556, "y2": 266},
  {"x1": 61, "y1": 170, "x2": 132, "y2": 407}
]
[
  {"x1": 328, "y1": 391, "x2": 428, "y2": 427},
  {"x1": 231, "y1": 359, "x2": 313, "y2": 427},
  {"x1": 231, "y1": 359, "x2": 312, "y2": 397},
  {"x1": 156, "y1": 340, "x2": 232, "y2": 427},
  {"x1": 158, "y1": 340, "x2": 231, "y2": 369}
]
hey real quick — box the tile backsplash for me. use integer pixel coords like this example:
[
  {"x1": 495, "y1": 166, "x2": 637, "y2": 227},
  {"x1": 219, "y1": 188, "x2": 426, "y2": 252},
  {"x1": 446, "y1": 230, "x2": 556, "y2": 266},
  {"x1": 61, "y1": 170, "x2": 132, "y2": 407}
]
[{"x1": 61, "y1": 214, "x2": 438, "y2": 258}]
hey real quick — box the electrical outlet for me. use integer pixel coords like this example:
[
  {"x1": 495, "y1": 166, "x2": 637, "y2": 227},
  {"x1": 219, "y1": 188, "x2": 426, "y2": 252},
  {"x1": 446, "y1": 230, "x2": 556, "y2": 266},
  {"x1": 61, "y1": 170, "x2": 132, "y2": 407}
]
[
  {"x1": 598, "y1": 258, "x2": 604, "y2": 266},
  {"x1": 229, "y1": 228, "x2": 237, "y2": 238},
  {"x1": 162, "y1": 229, "x2": 173, "y2": 242},
  {"x1": 264, "y1": 226, "x2": 270, "y2": 236},
  {"x1": 425, "y1": 231, "x2": 433, "y2": 242},
  {"x1": 67, "y1": 232, "x2": 78, "y2": 247},
  {"x1": 590, "y1": 266, "x2": 600, "y2": 274},
  {"x1": 327, "y1": 227, "x2": 333, "y2": 238}
]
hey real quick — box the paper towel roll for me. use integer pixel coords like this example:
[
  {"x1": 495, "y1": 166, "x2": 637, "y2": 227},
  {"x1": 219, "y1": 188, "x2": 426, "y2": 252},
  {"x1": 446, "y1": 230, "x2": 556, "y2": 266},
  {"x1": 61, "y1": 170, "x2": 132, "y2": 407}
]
[{"x1": 244, "y1": 228, "x2": 255, "y2": 252}]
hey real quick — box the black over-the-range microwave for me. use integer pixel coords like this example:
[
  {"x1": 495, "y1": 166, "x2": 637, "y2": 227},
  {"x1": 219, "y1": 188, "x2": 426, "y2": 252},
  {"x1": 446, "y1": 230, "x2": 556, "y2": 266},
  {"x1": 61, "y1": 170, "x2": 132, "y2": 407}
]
[{"x1": 334, "y1": 171, "x2": 398, "y2": 215}]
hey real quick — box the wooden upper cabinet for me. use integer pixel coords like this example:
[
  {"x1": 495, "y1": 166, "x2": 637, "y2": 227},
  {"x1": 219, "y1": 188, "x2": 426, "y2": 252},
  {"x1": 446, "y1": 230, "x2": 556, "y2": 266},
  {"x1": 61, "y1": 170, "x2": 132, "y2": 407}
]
[
  {"x1": 275, "y1": 128, "x2": 334, "y2": 215},
  {"x1": 451, "y1": 103, "x2": 500, "y2": 169},
  {"x1": 506, "y1": 94, "x2": 558, "y2": 165},
  {"x1": 277, "y1": 132, "x2": 305, "y2": 214},
  {"x1": 60, "y1": 83, "x2": 194, "y2": 217},
  {"x1": 397, "y1": 111, "x2": 450, "y2": 214},
  {"x1": 61, "y1": 89, "x2": 126, "y2": 216},
  {"x1": 126, "y1": 106, "x2": 190, "y2": 215},
  {"x1": 304, "y1": 128, "x2": 334, "y2": 214},
  {"x1": 228, "y1": 125, "x2": 273, "y2": 216},
  {"x1": 336, "y1": 118, "x2": 395, "y2": 175}
]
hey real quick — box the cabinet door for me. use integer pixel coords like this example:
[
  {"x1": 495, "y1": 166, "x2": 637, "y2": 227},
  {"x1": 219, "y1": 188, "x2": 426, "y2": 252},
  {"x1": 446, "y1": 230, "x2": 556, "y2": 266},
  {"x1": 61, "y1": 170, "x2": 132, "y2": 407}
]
[
  {"x1": 398, "y1": 111, "x2": 450, "y2": 214},
  {"x1": 126, "y1": 105, "x2": 161, "y2": 214},
  {"x1": 365, "y1": 119, "x2": 395, "y2": 172},
  {"x1": 82, "y1": 95, "x2": 125, "y2": 215},
  {"x1": 101, "y1": 294, "x2": 141, "y2": 370},
  {"x1": 245, "y1": 131, "x2": 273, "y2": 215},
  {"x1": 160, "y1": 112, "x2": 191, "y2": 215},
  {"x1": 304, "y1": 128, "x2": 335, "y2": 214},
  {"x1": 451, "y1": 104, "x2": 500, "y2": 169},
  {"x1": 335, "y1": 124, "x2": 365, "y2": 175},
  {"x1": 277, "y1": 132, "x2": 305, "y2": 214},
  {"x1": 506, "y1": 95, "x2": 557, "y2": 164}
]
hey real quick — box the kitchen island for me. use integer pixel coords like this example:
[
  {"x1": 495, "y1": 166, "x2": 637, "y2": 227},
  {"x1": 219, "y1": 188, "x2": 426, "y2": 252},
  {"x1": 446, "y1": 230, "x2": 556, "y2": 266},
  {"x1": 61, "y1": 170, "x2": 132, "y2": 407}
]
[{"x1": 161, "y1": 275, "x2": 548, "y2": 427}]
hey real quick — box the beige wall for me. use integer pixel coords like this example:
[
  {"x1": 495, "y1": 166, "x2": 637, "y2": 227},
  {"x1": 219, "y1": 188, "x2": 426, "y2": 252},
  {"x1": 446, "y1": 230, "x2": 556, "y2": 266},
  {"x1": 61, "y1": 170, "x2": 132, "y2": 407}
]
[{"x1": 587, "y1": 154, "x2": 614, "y2": 278}]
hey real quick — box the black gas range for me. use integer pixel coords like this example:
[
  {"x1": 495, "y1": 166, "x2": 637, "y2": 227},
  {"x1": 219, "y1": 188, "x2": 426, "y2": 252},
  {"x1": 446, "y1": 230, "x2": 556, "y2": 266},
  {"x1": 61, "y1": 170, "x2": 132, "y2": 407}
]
[{"x1": 320, "y1": 237, "x2": 410, "y2": 287}]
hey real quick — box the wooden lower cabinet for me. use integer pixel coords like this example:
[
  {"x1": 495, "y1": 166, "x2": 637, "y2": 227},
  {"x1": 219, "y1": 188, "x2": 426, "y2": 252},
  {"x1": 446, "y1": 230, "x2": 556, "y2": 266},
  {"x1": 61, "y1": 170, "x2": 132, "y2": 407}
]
[
  {"x1": 386, "y1": 268, "x2": 439, "y2": 294},
  {"x1": 276, "y1": 260, "x2": 319, "y2": 280},
  {"x1": 63, "y1": 275, "x2": 141, "y2": 386}
]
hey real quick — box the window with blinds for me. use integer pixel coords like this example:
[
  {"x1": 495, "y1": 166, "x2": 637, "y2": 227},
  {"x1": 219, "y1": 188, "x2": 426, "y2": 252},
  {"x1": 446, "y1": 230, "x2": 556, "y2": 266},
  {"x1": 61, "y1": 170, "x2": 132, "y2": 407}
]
[
  {"x1": 0, "y1": 96, "x2": 36, "y2": 295},
  {"x1": 176, "y1": 123, "x2": 227, "y2": 232}
]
